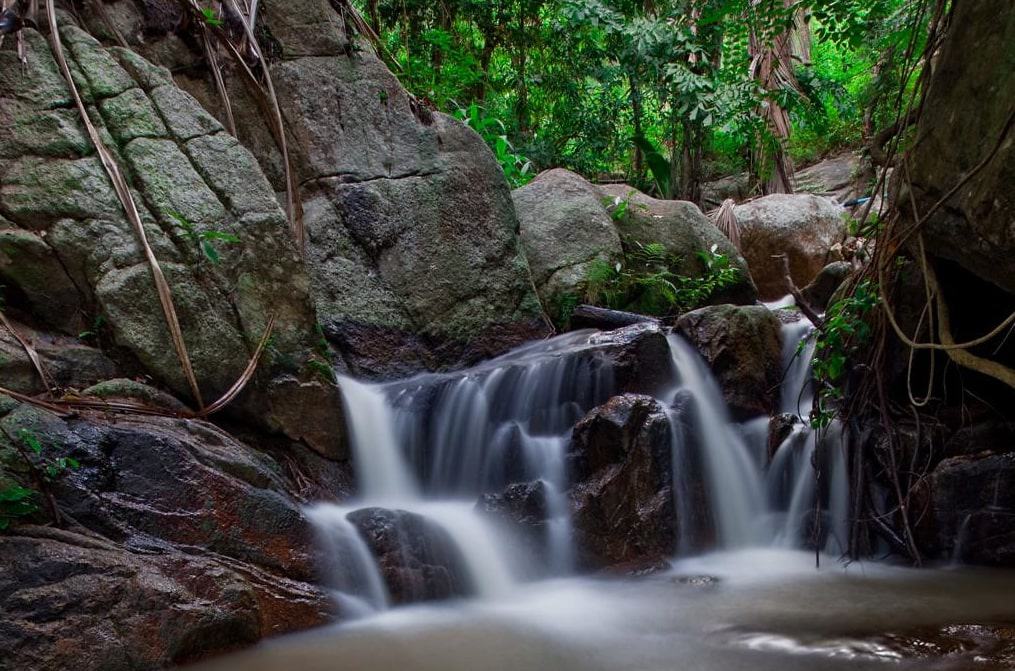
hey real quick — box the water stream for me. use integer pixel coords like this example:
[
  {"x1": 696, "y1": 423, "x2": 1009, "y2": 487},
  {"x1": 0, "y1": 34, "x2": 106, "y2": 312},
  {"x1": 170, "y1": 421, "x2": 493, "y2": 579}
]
[
  {"x1": 202, "y1": 305, "x2": 1015, "y2": 670},
  {"x1": 311, "y1": 307, "x2": 852, "y2": 610}
]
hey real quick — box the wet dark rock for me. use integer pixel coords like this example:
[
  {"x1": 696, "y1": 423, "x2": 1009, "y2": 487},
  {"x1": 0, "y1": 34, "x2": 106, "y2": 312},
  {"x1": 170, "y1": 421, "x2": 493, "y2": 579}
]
[
  {"x1": 587, "y1": 321, "x2": 675, "y2": 396},
  {"x1": 568, "y1": 304, "x2": 660, "y2": 331},
  {"x1": 944, "y1": 421, "x2": 1015, "y2": 458},
  {"x1": 477, "y1": 480, "x2": 549, "y2": 527},
  {"x1": 568, "y1": 394, "x2": 676, "y2": 569},
  {"x1": 675, "y1": 304, "x2": 783, "y2": 419},
  {"x1": 800, "y1": 261, "x2": 852, "y2": 313},
  {"x1": 476, "y1": 480, "x2": 551, "y2": 562},
  {"x1": 926, "y1": 451, "x2": 1015, "y2": 566},
  {"x1": 346, "y1": 507, "x2": 474, "y2": 605},
  {"x1": 0, "y1": 401, "x2": 335, "y2": 670},
  {"x1": 0, "y1": 529, "x2": 331, "y2": 671},
  {"x1": 768, "y1": 413, "x2": 801, "y2": 462}
]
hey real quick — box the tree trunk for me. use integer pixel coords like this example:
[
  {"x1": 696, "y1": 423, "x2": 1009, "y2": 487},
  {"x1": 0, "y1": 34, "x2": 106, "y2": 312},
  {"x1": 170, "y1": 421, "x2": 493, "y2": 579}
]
[{"x1": 630, "y1": 72, "x2": 645, "y2": 182}]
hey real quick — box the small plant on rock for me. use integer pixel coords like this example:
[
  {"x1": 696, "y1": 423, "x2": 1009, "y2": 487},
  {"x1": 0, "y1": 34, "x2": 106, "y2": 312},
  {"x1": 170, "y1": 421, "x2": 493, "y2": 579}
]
[
  {"x1": 0, "y1": 428, "x2": 79, "y2": 531},
  {"x1": 583, "y1": 243, "x2": 741, "y2": 318},
  {"x1": 169, "y1": 212, "x2": 240, "y2": 264},
  {"x1": 805, "y1": 280, "x2": 879, "y2": 428}
]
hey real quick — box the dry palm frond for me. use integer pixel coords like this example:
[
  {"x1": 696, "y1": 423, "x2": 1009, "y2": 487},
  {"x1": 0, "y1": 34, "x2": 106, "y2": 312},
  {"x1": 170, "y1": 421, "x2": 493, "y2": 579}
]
[
  {"x1": 199, "y1": 314, "x2": 275, "y2": 417},
  {"x1": 0, "y1": 311, "x2": 55, "y2": 391},
  {"x1": 709, "y1": 198, "x2": 742, "y2": 252},
  {"x1": 180, "y1": 0, "x2": 304, "y2": 253},
  {"x1": 201, "y1": 26, "x2": 237, "y2": 136},
  {"x1": 0, "y1": 385, "x2": 73, "y2": 417},
  {"x1": 56, "y1": 396, "x2": 191, "y2": 417},
  {"x1": 45, "y1": 0, "x2": 205, "y2": 409}
]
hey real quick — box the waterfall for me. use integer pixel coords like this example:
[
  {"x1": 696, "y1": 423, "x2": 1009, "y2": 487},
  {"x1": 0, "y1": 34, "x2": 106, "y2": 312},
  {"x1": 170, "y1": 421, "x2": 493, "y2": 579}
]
[
  {"x1": 310, "y1": 331, "x2": 616, "y2": 613},
  {"x1": 305, "y1": 505, "x2": 389, "y2": 616},
  {"x1": 665, "y1": 335, "x2": 768, "y2": 548},
  {"x1": 767, "y1": 314, "x2": 851, "y2": 555},
  {"x1": 310, "y1": 310, "x2": 854, "y2": 617},
  {"x1": 337, "y1": 375, "x2": 418, "y2": 501}
]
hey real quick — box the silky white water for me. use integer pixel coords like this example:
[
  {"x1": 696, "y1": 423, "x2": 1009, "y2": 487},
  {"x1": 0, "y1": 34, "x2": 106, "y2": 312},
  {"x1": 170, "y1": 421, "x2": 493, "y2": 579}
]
[
  {"x1": 195, "y1": 312, "x2": 1015, "y2": 670},
  {"x1": 313, "y1": 314, "x2": 858, "y2": 612}
]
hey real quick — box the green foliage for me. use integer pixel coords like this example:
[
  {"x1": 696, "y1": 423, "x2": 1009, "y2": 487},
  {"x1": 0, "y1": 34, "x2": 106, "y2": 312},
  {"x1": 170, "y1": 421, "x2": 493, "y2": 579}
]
[
  {"x1": 453, "y1": 103, "x2": 533, "y2": 187},
  {"x1": 806, "y1": 280, "x2": 879, "y2": 428},
  {"x1": 306, "y1": 357, "x2": 336, "y2": 384},
  {"x1": 631, "y1": 135, "x2": 672, "y2": 198},
  {"x1": 0, "y1": 484, "x2": 37, "y2": 530},
  {"x1": 601, "y1": 189, "x2": 645, "y2": 222},
  {"x1": 78, "y1": 314, "x2": 106, "y2": 343},
  {"x1": 360, "y1": 0, "x2": 919, "y2": 196},
  {"x1": 200, "y1": 6, "x2": 223, "y2": 28},
  {"x1": 583, "y1": 243, "x2": 740, "y2": 317},
  {"x1": 169, "y1": 212, "x2": 240, "y2": 264},
  {"x1": 1, "y1": 429, "x2": 79, "y2": 531}
]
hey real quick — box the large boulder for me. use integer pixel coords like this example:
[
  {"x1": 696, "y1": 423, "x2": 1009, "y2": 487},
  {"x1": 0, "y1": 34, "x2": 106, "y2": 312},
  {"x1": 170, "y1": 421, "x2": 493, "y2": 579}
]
[
  {"x1": 513, "y1": 169, "x2": 624, "y2": 321},
  {"x1": 924, "y1": 451, "x2": 1015, "y2": 566},
  {"x1": 345, "y1": 507, "x2": 474, "y2": 604},
  {"x1": 568, "y1": 394, "x2": 676, "y2": 568},
  {"x1": 596, "y1": 184, "x2": 757, "y2": 305},
  {"x1": 734, "y1": 194, "x2": 847, "y2": 300},
  {"x1": 792, "y1": 152, "x2": 861, "y2": 203},
  {"x1": 901, "y1": 0, "x2": 1015, "y2": 295},
  {"x1": 675, "y1": 305, "x2": 783, "y2": 419},
  {"x1": 0, "y1": 399, "x2": 337, "y2": 669},
  {"x1": 0, "y1": 26, "x2": 346, "y2": 458},
  {"x1": 152, "y1": 0, "x2": 551, "y2": 378}
]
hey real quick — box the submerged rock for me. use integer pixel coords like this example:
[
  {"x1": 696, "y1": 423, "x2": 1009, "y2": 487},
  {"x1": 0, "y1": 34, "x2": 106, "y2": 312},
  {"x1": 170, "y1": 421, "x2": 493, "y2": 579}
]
[
  {"x1": 513, "y1": 169, "x2": 624, "y2": 321},
  {"x1": 568, "y1": 394, "x2": 676, "y2": 568},
  {"x1": 675, "y1": 305, "x2": 783, "y2": 419},
  {"x1": 346, "y1": 507, "x2": 474, "y2": 604},
  {"x1": 476, "y1": 480, "x2": 551, "y2": 562},
  {"x1": 734, "y1": 194, "x2": 847, "y2": 300}
]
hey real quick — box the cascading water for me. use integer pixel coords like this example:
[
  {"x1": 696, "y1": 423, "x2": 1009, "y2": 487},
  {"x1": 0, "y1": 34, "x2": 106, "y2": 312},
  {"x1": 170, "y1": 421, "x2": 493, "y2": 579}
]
[
  {"x1": 767, "y1": 311, "x2": 851, "y2": 555},
  {"x1": 310, "y1": 305, "x2": 853, "y2": 616}
]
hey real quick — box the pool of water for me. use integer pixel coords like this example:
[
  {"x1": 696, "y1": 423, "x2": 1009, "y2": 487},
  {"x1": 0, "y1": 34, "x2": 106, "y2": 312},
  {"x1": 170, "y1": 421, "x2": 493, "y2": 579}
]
[{"x1": 192, "y1": 549, "x2": 1015, "y2": 671}]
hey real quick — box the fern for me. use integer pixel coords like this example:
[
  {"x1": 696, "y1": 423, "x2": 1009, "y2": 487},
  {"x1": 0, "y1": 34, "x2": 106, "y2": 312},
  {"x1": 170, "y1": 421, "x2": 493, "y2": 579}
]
[{"x1": 581, "y1": 244, "x2": 740, "y2": 318}]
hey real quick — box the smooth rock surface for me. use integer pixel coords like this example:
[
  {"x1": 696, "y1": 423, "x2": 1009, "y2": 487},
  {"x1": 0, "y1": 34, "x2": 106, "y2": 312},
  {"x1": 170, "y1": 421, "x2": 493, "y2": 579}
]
[
  {"x1": 513, "y1": 169, "x2": 623, "y2": 320},
  {"x1": 734, "y1": 194, "x2": 847, "y2": 300}
]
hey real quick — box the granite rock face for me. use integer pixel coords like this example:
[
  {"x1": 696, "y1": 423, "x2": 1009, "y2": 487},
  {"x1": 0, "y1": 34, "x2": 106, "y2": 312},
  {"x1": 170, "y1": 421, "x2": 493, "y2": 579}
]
[{"x1": 0, "y1": 25, "x2": 345, "y2": 458}]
